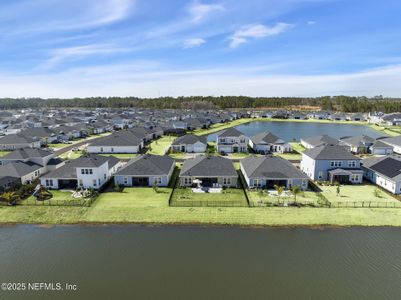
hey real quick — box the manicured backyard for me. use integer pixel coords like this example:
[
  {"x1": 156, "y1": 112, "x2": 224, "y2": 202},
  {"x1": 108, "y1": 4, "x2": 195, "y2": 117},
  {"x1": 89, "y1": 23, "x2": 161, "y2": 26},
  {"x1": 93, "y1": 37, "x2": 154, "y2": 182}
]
[
  {"x1": 247, "y1": 189, "x2": 318, "y2": 206},
  {"x1": 171, "y1": 188, "x2": 248, "y2": 207},
  {"x1": 319, "y1": 184, "x2": 400, "y2": 205}
]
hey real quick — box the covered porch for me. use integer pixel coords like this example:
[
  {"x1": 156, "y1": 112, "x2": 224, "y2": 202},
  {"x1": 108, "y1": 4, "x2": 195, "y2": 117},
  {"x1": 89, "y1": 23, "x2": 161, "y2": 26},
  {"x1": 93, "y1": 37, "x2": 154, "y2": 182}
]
[{"x1": 328, "y1": 169, "x2": 363, "y2": 184}]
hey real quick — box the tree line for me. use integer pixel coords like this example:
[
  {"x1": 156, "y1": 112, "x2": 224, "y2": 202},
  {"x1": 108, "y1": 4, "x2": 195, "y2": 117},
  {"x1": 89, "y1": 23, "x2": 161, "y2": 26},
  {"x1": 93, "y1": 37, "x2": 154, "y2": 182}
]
[{"x1": 1, "y1": 95, "x2": 401, "y2": 113}]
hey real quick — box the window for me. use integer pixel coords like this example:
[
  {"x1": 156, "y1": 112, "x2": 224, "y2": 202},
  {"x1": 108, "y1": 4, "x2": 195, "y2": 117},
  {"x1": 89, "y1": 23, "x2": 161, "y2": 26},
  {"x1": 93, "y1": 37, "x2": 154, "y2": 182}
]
[
  {"x1": 184, "y1": 177, "x2": 192, "y2": 185},
  {"x1": 318, "y1": 171, "x2": 323, "y2": 179},
  {"x1": 330, "y1": 161, "x2": 342, "y2": 167},
  {"x1": 98, "y1": 179, "x2": 101, "y2": 185},
  {"x1": 154, "y1": 177, "x2": 162, "y2": 184},
  {"x1": 79, "y1": 179, "x2": 83, "y2": 186},
  {"x1": 124, "y1": 177, "x2": 128, "y2": 184},
  {"x1": 254, "y1": 179, "x2": 261, "y2": 187},
  {"x1": 223, "y1": 178, "x2": 231, "y2": 185},
  {"x1": 348, "y1": 161, "x2": 357, "y2": 168},
  {"x1": 100, "y1": 147, "x2": 103, "y2": 152},
  {"x1": 89, "y1": 169, "x2": 93, "y2": 175},
  {"x1": 111, "y1": 147, "x2": 114, "y2": 152},
  {"x1": 351, "y1": 175, "x2": 359, "y2": 182},
  {"x1": 93, "y1": 179, "x2": 97, "y2": 186},
  {"x1": 81, "y1": 169, "x2": 85, "y2": 174},
  {"x1": 104, "y1": 174, "x2": 107, "y2": 179}
]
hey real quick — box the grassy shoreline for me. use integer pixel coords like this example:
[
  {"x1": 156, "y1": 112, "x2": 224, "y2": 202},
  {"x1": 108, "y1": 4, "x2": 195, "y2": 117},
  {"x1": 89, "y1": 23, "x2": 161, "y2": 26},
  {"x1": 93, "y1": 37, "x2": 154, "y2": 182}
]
[
  {"x1": 193, "y1": 117, "x2": 401, "y2": 137},
  {"x1": 2, "y1": 187, "x2": 401, "y2": 227}
]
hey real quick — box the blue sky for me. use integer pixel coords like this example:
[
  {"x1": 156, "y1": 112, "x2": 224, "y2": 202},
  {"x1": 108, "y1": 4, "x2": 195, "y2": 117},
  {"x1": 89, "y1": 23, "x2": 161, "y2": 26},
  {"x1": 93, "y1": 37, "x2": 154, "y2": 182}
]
[{"x1": 1, "y1": 0, "x2": 401, "y2": 98}]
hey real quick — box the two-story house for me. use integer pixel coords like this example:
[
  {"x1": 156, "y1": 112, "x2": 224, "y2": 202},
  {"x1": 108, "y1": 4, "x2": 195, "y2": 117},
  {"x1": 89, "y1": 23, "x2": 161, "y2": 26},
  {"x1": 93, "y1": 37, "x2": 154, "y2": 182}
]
[
  {"x1": 216, "y1": 128, "x2": 249, "y2": 154},
  {"x1": 40, "y1": 154, "x2": 122, "y2": 190},
  {"x1": 301, "y1": 144, "x2": 363, "y2": 184}
]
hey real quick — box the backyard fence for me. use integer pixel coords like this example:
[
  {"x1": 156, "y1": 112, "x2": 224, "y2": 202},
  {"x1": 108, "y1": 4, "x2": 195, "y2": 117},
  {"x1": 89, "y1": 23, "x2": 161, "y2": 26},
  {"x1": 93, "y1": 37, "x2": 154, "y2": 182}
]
[
  {"x1": 17, "y1": 196, "x2": 97, "y2": 207},
  {"x1": 329, "y1": 201, "x2": 401, "y2": 209},
  {"x1": 170, "y1": 200, "x2": 249, "y2": 207}
]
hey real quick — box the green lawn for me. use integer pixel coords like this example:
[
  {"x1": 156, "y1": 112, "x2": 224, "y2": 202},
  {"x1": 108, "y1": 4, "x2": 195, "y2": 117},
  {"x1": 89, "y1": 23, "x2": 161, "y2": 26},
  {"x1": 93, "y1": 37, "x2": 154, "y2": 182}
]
[
  {"x1": 368, "y1": 124, "x2": 401, "y2": 137},
  {"x1": 60, "y1": 150, "x2": 83, "y2": 160},
  {"x1": 248, "y1": 190, "x2": 318, "y2": 206},
  {"x1": 171, "y1": 188, "x2": 248, "y2": 207},
  {"x1": 290, "y1": 142, "x2": 306, "y2": 153},
  {"x1": 0, "y1": 150, "x2": 11, "y2": 157},
  {"x1": 275, "y1": 153, "x2": 302, "y2": 160},
  {"x1": 320, "y1": 184, "x2": 400, "y2": 205},
  {"x1": 48, "y1": 143, "x2": 71, "y2": 149},
  {"x1": 148, "y1": 136, "x2": 176, "y2": 155}
]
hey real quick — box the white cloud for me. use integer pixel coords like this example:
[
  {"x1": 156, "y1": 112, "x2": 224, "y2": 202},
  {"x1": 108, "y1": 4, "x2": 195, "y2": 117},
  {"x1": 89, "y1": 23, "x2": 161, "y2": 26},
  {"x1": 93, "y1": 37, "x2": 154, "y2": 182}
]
[
  {"x1": 1, "y1": 63, "x2": 401, "y2": 98},
  {"x1": 1, "y1": 0, "x2": 135, "y2": 35},
  {"x1": 38, "y1": 44, "x2": 129, "y2": 70},
  {"x1": 182, "y1": 38, "x2": 206, "y2": 48},
  {"x1": 229, "y1": 23, "x2": 292, "y2": 48},
  {"x1": 307, "y1": 21, "x2": 316, "y2": 25},
  {"x1": 189, "y1": 1, "x2": 224, "y2": 22}
]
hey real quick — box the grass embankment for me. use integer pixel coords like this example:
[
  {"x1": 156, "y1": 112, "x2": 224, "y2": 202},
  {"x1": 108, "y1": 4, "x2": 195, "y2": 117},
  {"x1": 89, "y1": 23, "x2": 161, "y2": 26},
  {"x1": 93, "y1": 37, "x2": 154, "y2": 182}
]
[
  {"x1": 368, "y1": 124, "x2": 401, "y2": 137},
  {"x1": 2, "y1": 186, "x2": 401, "y2": 226}
]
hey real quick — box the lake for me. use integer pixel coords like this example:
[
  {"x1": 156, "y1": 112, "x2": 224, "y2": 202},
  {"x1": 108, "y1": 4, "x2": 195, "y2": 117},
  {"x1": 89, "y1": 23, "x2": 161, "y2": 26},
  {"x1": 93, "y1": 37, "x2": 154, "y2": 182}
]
[
  {"x1": 207, "y1": 121, "x2": 385, "y2": 142},
  {"x1": 1, "y1": 225, "x2": 401, "y2": 300}
]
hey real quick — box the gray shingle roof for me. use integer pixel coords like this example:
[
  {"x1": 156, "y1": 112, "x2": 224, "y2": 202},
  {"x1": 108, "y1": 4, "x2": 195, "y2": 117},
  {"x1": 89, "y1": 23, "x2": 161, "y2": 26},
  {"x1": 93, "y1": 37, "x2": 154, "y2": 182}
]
[
  {"x1": 171, "y1": 134, "x2": 207, "y2": 145},
  {"x1": 251, "y1": 132, "x2": 284, "y2": 144},
  {"x1": 241, "y1": 156, "x2": 307, "y2": 179},
  {"x1": 1, "y1": 148, "x2": 53, "y2": 160},
  {"x1": 372, "y1": 140, "x2": 393, "y2": 148},
  {"x1": 0, "y1": 134, "x2": 38, "y2": 145},
  {"x1": 0, "y1": 161, "x2": 42, "y2": 178},
  {"x1": 303, "y1": 144, "x2": 360, "y2": 160},
  {"x1": 339, "y1": 135, "x2": 375, "y2": 147},
  {"x1": 89, "y1": 131, "x2": 142, "y2": 147},
  {"x1": 42, "y1": 154, "x2": 119, "y2": 179},
  {"x1": 115, "y1": 155, "x2": 174, "y2": 176},
  {"x1": 217, "y1": 127, "x2": 245, "y2": 138},
  {"x1": 363, "y1": 155, "x2": 401, "y2": 181},
  {"x1": 180, "y1": 155, "x2": 237, "y2": 177},
  {"x1": 301, "y1": 135, "x2": 339, "y2": 147},
  {"x1": 382, "y1": 135, "x2": 401, "y2": 147}
]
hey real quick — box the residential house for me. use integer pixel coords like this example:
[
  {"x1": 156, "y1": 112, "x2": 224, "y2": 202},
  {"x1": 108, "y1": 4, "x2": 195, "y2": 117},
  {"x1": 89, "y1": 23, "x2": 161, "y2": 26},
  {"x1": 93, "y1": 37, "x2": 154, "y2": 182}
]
[
  {"x1": 179, "y1": 156, "x2": 238, "y2": 187},
  {"x1": 339, "y1": 135, "x2": 375, "y2": 154},
  {"x1": 0, "y1": 161, "x2": 45, "y2": 185},
  {"x1": 170, "y1": 134, "x2": 207, "y2": 153},
  {"x1": 241, "y1": 156, "x2": 308, "y2": 190},
  {"x1": 301, "y1": 144, "x2": 363, "y2": 183},
  {"x1": 41, "y1": 154, "x2": 122, "y2": 190},
  {"x1": 249, "y1": 132, "x2": 292, "y2": 154},
  {"x1": 114, "y1": 155, "x2": 175, "y2": 187},
  {"x1": 216, "y1": 128, "x2": 249, "y2": 154},
  {"x1": 300, "y1": 134, "x2": 339, "y2": 149},
  {"x1": 87, "y1": 131, "x2": 144, "y2": 154},
  {"x1": 369, "y1": 140, "x2": 393, "y2": 155},
  {"x1": 381, "y1": 136, "x2": 401, "y2": 154},
  {"x1": 0, "y1": 134, "x2": 41, "y2": 150},
  {"x1": 18, "y1": 127, "x2": 58, "y2": 145},
  {"x1": 362, "y1": 155, "x2": 401, "y2": 194}
]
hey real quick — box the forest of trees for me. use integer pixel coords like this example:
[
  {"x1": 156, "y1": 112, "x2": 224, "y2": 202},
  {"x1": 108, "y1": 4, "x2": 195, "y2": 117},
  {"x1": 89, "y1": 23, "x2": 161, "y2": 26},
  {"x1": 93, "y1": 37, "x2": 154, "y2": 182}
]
[{"x1": 1, "y1": 95, "x2": 401, "y2": 113}]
